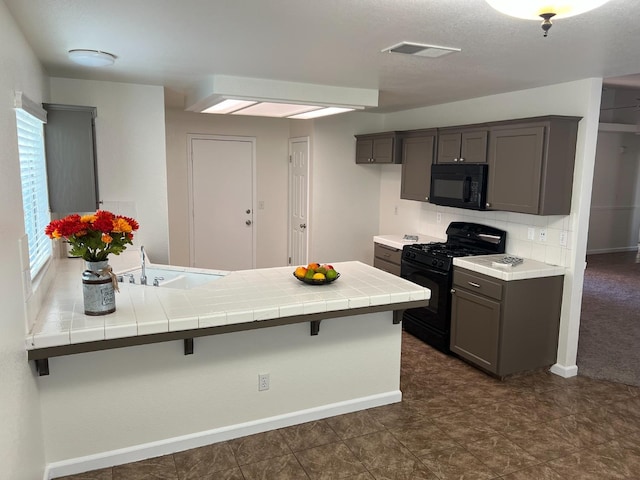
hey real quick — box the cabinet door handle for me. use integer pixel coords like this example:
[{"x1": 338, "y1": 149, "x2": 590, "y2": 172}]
[
  {"x1": 453, "y1": 158, "x2": 459, "y2": 162},
  {"x1": 459, "y1": 157, "x2": 465, "y2": 162},
  {"x1": 468, "y1": 281, "x2": 481, "y2": 288},
  {"x1": 450, "y1": 288, "x2": 456, "y2": 294},
  {"x1": 486, "y1": 203, "x2": 491, "y2": 208}
]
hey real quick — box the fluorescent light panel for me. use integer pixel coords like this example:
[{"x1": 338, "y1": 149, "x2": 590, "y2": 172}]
[
  {"x1": 202, "y1": 99, "x2": 257, "y2": 114},
  {"x1": 231, "y1": 102, "x2": 321, "y2": 117},
  {"x1": 200, "y1": 97, "x2": 359, "y2": 119},
  {"x1": 289, "y1": 107, "x2": 355, "y2": 119}
]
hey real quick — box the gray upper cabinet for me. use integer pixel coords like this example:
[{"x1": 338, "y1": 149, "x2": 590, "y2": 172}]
[
  {"x1": 400, "y1": 129, "x2": 436, "y2": 202},
  {"x1": 486, "y1": 116, "x2": 579, "y2": 215},
  {"x1": 355, "y1": 132, "x2": 401, "y2": 164},
  {"x1": 44, "y1": 104, "x2": 99, "y2": 213},
  {"x1": 436, "y1": 128, "x2": 488, "y2": 164}
]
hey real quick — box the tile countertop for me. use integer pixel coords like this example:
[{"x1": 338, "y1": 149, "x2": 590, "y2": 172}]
[
  {"x1": 27, "y1": 259, "x2": 430, "y2": 350},
  {"x1": 373, "y1": 234, "x2": 444, "y2": 250},
  {"x1": 453, "y1": 254, "x2": 566, "y2": 281}
]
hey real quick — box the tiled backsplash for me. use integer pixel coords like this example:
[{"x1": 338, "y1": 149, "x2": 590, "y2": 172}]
[{"x1": 418, "y1": 204, "x2": 572, "y2": 267}]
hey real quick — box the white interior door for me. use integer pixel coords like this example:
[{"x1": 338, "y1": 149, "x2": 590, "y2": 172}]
[
  {"x1": 189, "y1": 135, "x2": 255, "y2": 270},
  {"x1": 288, "y1": 137, "x2": 309, "y2": 265}
]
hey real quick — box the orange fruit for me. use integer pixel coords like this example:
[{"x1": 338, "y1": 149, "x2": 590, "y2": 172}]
[
  {"x1": 294, "y1": 266, "x2": 307, "y2": 278},
  {"x1": 307, "y1": 262, "x2": 320, "y2": 270}
]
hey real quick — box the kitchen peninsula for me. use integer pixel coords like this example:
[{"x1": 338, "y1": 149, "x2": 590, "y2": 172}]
[{"x1": 27, "y1": 255, "x2": 430, "y2": 474}]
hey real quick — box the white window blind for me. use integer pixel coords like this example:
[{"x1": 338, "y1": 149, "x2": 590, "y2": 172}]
[{"x1": 16, "y1": 107, "x2": 52, "y2": 278}]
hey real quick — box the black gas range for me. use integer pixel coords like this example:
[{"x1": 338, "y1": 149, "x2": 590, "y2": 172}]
[{"x1": 400, "y1": 222, "x2": 506, "y2": 353}]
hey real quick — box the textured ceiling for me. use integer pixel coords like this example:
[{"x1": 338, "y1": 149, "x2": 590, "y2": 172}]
[{"x1": 5, "y1": 0, "x2": 640, "y2": 113}]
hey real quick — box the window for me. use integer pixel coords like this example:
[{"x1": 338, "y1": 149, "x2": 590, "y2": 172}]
[{"x1": 15, "y1": 94, "x2": 51, "y2": 278}]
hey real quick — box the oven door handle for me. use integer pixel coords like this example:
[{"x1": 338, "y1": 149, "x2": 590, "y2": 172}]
[{"x1": 401, "y1": 261, "x2": 450, "y2": 279}]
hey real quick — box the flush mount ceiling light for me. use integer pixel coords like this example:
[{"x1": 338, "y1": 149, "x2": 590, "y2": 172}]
[
  {"x1": 486, "y1": 0, "x2": 612, "y2": 36},
  {"x1": 68, "y1": 49, "x2": 116, "y2": 67},
  {"x1": 186, "y1": 75, "x2": 378, "y2": 119}
]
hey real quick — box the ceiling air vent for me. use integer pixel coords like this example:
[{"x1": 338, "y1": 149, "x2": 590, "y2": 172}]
[{"x1": 381, "y1": 42, "x2": 461, "y2": 58}]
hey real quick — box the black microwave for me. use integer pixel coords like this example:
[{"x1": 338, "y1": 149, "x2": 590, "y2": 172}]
[{"x1": 429, "y1": 163, "x2": 488, "y2": 210}]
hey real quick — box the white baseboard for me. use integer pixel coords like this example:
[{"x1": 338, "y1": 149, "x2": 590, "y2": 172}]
[
  {"x1": 44, "y1": 390, "x2": 401, "y2": 480},
  {"x1": 550, "y1": 363, "x2": 578, "y2": 378},
  {"x1": 586, "y1": 246, "x2": 638, "y2": 255}
]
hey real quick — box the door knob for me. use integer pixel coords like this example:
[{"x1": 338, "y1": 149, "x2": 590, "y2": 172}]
[
  {"x1": 246, "y1": 220, "x2": 252, "y2": 226},
  {"x1": 246, "y1": 209, "x2": 251, "y2": 214},
  {"x1": 300, "y1": 223, "x2": 307, "y2": 229}
]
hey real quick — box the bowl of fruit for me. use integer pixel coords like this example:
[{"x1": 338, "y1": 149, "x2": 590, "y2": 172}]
[{"x1": 293, "y1": 263, "x2": 340, "y2": 285}]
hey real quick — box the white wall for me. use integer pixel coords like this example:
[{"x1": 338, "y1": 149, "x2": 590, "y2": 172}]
[
  {"x1": 380, "y1": 79, "x2": 604, "y2": 374},
  {"x1": 39, "y1": 313, "x2": 400, "y2": 467},
  {"x1": 164, "y1": 108, "x2": 290, "y2": 268},
  {"x1": 49, "y1": 78, "x2": 170, "y2": 264},
  {"x1": 0, "y1": 2, "x2": 47, "y2": 478},
  {"x1": 309, "y1": 112, "x2": 385, "y2": 264},
  {"x1": 588, "y1": 130, "x2": 640, "y2": 253}
]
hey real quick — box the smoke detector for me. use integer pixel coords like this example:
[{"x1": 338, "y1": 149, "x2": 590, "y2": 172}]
[{"x1": 381, "y1": 42, "x2": 461, "y2": 58}]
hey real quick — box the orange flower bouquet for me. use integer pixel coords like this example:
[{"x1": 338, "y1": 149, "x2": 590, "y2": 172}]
[{"x1": 45, "y1": 210, "x2": 139, "y2": 262}]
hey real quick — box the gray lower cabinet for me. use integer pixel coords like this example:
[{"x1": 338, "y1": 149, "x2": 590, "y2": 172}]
[
  {"x1": 44, "y1": 104, "x2": 99, "y2": 213},
  {"x1": 450, "y1": 267, "x2": 563, "y2": 377},
  {"x1": 373, "y1": 243, "x2": 402, "y2": 276},
  {"x1": 400, "y1": 129, "x2": 436, "y2": 202},
  {"x1": 487, "y1": 116, "x2": 579, "y2": 215}
]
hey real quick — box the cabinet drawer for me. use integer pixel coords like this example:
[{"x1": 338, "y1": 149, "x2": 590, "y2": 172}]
[
  {"x1": 453, "y1": 269, "x2": 503, "y2": 300},
  {"x1": 374, "y1": 243, "x2": 402, "y2": 265},
  {"x1": 373, "y1": 257, "x2": 401, "y2": 276}
]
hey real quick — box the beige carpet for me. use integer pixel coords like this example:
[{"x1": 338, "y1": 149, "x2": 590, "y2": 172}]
[{"x1": 577, "y1": 252, "x2": 640, "y2": 387}]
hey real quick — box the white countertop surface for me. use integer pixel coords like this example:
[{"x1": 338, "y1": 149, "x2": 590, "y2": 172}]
[
  {"x1": 27, "y1": 258, "x2": 430, "y2": 350},
  {"x1": 374, "y1": 234, "x2": 444, "y2": 250},
  {"x1": 453, "y1": 254, "x2": 566, "y2": 281}
]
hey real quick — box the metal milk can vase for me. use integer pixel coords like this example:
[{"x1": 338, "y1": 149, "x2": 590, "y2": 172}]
[{"x1": 82, "y1": 260, "x2": 118, "y2": 315}]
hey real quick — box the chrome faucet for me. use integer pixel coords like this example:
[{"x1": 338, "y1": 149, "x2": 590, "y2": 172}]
[{"x1": 140, "y1": 246, "x2": 147, "y2": 285}]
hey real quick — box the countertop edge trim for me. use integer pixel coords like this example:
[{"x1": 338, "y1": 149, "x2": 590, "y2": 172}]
[{"x1": 27, "y1": 300, "x2": 427, "y2": 361}]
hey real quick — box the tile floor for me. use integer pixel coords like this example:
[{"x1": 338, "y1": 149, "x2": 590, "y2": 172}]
[{"x1": 56, "y1": 331, "x2": 640, "y2": 480}]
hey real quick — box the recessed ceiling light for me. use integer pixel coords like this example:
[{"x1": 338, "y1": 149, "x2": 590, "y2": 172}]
[{"x1": 68, "y1": 49, "x2": 117, "y2": 67}]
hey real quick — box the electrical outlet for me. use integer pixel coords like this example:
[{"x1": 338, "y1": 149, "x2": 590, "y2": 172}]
[
  {"x1": 527, "y1": 227, "x2": 535, "y2": 241},
  {"x1": 437, "y1": 212, "x2": 442, "y2": 224},
  {"x1": 559, "y1": 230, "x2": 568, "y2": 247},
  {"x1": 539, "y1": 229, "x2": 547, "y2": 242},
  {"x1": 258, "y1": 373, "x2": 270, "y2": 391}
]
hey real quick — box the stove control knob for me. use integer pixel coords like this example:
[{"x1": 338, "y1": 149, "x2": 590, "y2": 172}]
[
  {"x1": 438, "y1": 261, "x2": 444, "y2": 268},
  {"x1": 431, "y1": 260, "x2": 437, "y2": 266},
  {"x1": 410, "y1": 253, "x2": 416, "y2": 259}
]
